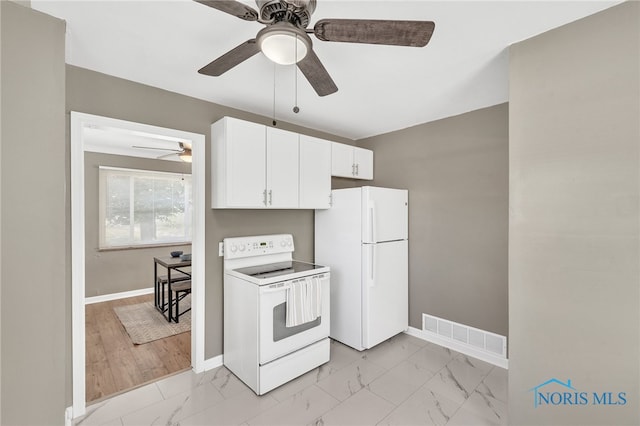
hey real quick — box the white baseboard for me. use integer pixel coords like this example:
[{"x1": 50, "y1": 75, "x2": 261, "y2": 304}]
[
  {"x1": 202, "y1": 354, "x2": 224, "y2": 371},
  {"x1": 85, "y1": 287, "x2": 154, "y2": 305},
  {"x1": 65, "y1": 406, "x2": 73, "y2": 426},
  {"x1": 405, "y1": 326, "x2": 509, "y2": 369}
]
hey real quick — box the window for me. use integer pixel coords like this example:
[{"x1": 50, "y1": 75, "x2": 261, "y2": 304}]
[{"x1": 99, "y1": 167, "x2": 192, "y2": 249}]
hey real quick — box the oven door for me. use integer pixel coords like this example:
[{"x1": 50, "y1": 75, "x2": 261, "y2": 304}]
[{"x1": 258, "y1": 273, "x2": 330, "y2": 364}]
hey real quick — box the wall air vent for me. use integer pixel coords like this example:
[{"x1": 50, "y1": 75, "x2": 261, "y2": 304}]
[{"x1": 421, "y1": 313, "x2": 507, "y2": 361}]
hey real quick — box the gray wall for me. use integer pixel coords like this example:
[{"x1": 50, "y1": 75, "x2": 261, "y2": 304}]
[
  {"x1": 84, "y1": 152, "x2": 192, "y2": 297},
  {"x1": 1, "y1": 2, "x2": 66, "y2": 425},
  {"x1": 509, "y1": 2, "x2": 639, "y2": 424},
  {"x1": 358, "y1": 104, "x2": 509, "y2": 336},
  {"x1": 66, "y1": 65, "x2": 352, "y2": 362}
]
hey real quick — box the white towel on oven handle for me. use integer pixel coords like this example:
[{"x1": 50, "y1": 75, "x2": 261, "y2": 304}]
[{"x1": 286, "y1": 276, "x2": 322, "y2": 327}]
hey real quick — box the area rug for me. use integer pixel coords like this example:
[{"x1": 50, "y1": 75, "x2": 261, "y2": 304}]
[{"x1": 113, "y1": 295, "x2": 191, "y2": 344}]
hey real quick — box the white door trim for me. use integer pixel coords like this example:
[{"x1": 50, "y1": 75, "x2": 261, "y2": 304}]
[{"x1": 70, "y1": 112, "x2": 206, "y2": 418}]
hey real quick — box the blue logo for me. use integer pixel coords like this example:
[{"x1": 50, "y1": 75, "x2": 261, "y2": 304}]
[{"x1": 529, "y1": 378, "x2": 627, "y2": 408}]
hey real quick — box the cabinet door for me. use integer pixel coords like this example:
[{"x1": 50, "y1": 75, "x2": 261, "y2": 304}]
[
  {"x1": 266, "y1": 127, "x2": 299, "y2": 208},
  {"x1": 299, "y1": 135, "x2": 331, "y2": 209},
  {"x1": 225, "y1": 118, "x2": 266, "y2": 207},
  {"x1": 353, "y1": 147, "x2": 373, "y2": 180},
  {"x1": 331, "y1": 142, "x2": 355, "y2": 178}
]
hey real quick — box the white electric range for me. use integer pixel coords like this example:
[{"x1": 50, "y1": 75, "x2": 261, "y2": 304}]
[{"x1": 223, "y1": 234, "x2": 330, "y2": 395}]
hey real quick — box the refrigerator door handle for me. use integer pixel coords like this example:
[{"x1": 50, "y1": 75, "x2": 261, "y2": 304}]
[
  {"x1": 369, "y1": 245, "x2": 376, "y2": 285},
  {"x1": 369, "y1": 201, "x2": 377, "y2": 243}
]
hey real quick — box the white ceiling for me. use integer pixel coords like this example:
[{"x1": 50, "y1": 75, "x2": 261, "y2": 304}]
[{"x1": 32, "y1": 0, "x2": 622, "y2": 140}]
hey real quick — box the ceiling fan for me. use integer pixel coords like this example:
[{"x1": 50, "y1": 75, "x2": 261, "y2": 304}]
[
  {"x1": 195, "y1": 0, "x2": 435, "y2": 96},
  {"x1": 132, "y1": 142, "x2": 193, "y2": 162}
]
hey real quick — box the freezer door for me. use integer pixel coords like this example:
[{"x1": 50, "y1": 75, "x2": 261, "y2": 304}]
[
  {"x1": 362, "y1": 187, "x2": 408, "y2": 243},
  {"x1": 361, "y1": 240, "x2": 408, "y2": 349}
]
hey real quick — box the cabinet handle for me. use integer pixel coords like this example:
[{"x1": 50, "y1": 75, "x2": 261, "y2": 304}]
[
  {"x1": 269, "y1": 190, "x2": 273, "y2": 206},
  {"x1": 352, "y1": 163, "x2": 356, "y2": 176},
  {"x1": 263, "y1": 189, "x2": 267, "y2": 206},
  {"x1": 329, "y1": 194, "x2": 332, "y2": 207},
  {"x1": 355, "y1": 164, "x2": 359, "y2": 176}
]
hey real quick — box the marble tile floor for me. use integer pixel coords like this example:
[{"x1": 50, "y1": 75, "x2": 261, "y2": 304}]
[{"x1": 75, "y1": 334, "x2": 507, "y2": 426}]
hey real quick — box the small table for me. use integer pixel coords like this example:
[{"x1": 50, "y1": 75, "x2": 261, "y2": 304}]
[{"x1": 154, "y1": 256, "x2": 191, "y2": 322}]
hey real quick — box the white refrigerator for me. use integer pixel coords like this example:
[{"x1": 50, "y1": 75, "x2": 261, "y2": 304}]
[{"x1": 315, "y1": 186, "x2": 408, "y2": 351}]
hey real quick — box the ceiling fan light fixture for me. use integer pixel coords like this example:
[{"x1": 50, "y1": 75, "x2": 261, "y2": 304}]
[{"x1": 257, "y1": 24, "x2": 310, "y2": 65}]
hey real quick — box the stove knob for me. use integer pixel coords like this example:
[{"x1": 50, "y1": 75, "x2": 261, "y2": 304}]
[
  {"x1": 280, "y1": 240, "x2": 286, "y2": 247},
  {"x1": 239, "y1": 244, "x2": 246, "y2": 252},
  {"x1": 230, "y1": 244, "x2": 238, "y2": 253},
  {"x1": 287, "y1": 240, "x2": 292, "y2": 247}
]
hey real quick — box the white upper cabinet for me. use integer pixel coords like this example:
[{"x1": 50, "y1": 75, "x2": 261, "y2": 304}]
[
  {"x1": 266, "y1": 127, "x2": 299, "y2": 208},
  {"x1": 299, "y1": 135, "x2": 331, "y2": 209},
  {"x1": 331, "y1": 142, "x2": 355, "y2": 178},
  {"x1": 353, "y1": 147, "x2": 373, "y2": 180},
  {"x1": 212, "y1": 117, "x2": 373, "y2": 208},
  {"x1": 212, "y1": 117, "x2": 266, "y2": 208},
  {"x1": 331, "y1": 142, "x2": 374, "y2": 180}
]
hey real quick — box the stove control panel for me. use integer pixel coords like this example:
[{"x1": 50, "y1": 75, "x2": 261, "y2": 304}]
[{"x1": 223, "y1": 234, "x2": 294, "y2": 259}]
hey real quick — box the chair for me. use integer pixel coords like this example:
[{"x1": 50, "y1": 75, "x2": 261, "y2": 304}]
[
  {"x1": 170, "y1": 280, "x2": 192, "y2": 323},
  {"x1": 155, "y1": 271, "x2": 190, "y2": 312}
]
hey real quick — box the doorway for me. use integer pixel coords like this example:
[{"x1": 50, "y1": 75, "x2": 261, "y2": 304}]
[{"x1": 70, "y1": 112, "x2": 206, "y2": 418}]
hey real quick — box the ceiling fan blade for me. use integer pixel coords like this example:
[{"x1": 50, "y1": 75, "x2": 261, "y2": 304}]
[
  {"x1": 297, "y1": 49, "x2": 338, "y2": 97},
  {"x1": 198, "y1": 39, "x2": 261, "y2": 76},
  {"x1": 132, "y1": 145, "x2": 182, "y2": 152},
  {"x1": 193, "y1": 0, "x2": 258, "y2": 21},
  {"x1": 314, "y1": 19, "x2": 435, "y2": 47}
]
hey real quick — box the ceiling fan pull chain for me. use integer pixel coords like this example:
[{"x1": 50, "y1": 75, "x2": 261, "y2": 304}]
[
  {"x1": 293, "y1": 33, "x2": 300, "y2": 114},
  {"x1": 272, "y1": 62, "x2": 277, "y2": 126}
]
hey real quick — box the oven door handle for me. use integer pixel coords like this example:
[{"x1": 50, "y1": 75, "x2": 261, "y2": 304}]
[
  {"x1": 259, "y1": 274, "x2": 326, "y2": 294},
  {"x1": 261, "y1": 284, "x2": 292, "y2": 294}
]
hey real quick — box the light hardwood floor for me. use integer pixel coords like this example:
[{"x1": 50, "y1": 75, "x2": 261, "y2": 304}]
[{"x1": 85, "y1": 294, "x2": 191, "y2": 403}]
